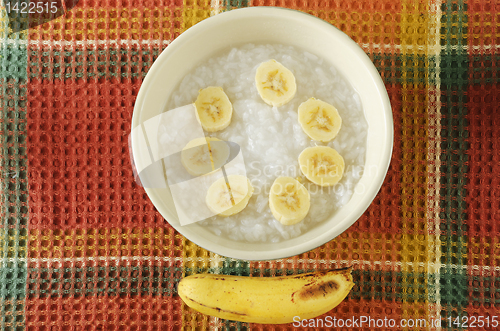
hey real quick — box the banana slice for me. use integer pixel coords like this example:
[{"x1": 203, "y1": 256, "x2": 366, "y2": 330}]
[
  {"x1": 206, "y1": 175, "x2": 254, "y2": 217},
  {"x1": 181, "y1": 137, "x2": 230, "y2": 176},
  {"x1": 255, "y1": 59, "x2": 297, "y2": 107},
  {"x1": 298, "y1": 98, "x2": 342, "y2": 142},
  {"x1": 269, "y1": 176, "x2": 310, "y2": 225},
  {"x1": 194, "y1": 86, "x2": 233, "y2": 132},
  {"x1": 298, "y1": 146, "x2": 344, "y2": 187}
]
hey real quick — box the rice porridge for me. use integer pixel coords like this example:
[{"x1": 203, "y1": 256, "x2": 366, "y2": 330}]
[{"x1": 162, "y1": 44, "x2": 368, "y2": 243}]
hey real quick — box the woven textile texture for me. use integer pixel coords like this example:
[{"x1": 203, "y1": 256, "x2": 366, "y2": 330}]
[{"x1": 0, "y1": 0, "x2": 499, "y2": 330}]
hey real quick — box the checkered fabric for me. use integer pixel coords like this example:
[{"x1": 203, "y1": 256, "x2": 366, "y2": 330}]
[{"x1": 1, "y1": 0, "x2": 499, "y2": 330}]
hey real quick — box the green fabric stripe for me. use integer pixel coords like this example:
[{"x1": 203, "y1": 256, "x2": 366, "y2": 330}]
[
  {"x1": 0, "y1": 265, "x2": 26, "y2": 330},
  {"x1": 27, "y1": 266, "x2": 183, "y2": 298},
  {"x1": 470, "y1": 54, "x2": 500, "y2": 84},
  {"x1": 352, "y1": 270, "x2": 436, "y2": 304},
  {"x1": 26, "y1": 264, "x2": 446, "y2": 304},
  {"x1": 439, "y1": 0, "x2": 468, "y2": 327},
  {"x1": 27, "y1": 47, "x2": 439, "y2": 86},
  {"x1": 223, "y1": 0, "x2": 249, "y2": 10},
  {"x1": 1, "y1": 40, "x2": 28, "y2": 330},
  {"x1": 28, "y1": 48, "x2": 163, "y2": 80},
  {"x1": 372, "y1": 54, "x2": 438, "y2": 85},
  {"x1": 469, "y1": 275, "x2": 500, "y2": 307},
  {"x1": 220, "y1": 258, "x2": 250, "y2": 276},
  {"x1": 224, "y1": 319, "x2": 248, "y2": 331}
]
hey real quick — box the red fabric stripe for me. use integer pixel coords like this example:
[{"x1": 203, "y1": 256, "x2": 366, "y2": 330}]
[{"x1": 27, "y1": 76, "x2": 164, "y2": 230}]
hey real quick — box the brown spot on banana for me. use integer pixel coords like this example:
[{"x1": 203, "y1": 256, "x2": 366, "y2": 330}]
[
  {"x1": 295, "y1": 280, "x2": 340, "y2": 301},
  {"x1": 289, "y1": 267, "x2": 353, "y2": 302}
]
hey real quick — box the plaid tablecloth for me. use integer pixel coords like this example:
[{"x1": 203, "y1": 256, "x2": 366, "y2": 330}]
[{"x1": 1, "y1": 0, "x2": 499, "y2": 330}]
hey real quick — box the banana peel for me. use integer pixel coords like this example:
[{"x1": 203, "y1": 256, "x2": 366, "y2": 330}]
[{"x1": 177, "y1": 267, "x2": 354, "y2": 324}]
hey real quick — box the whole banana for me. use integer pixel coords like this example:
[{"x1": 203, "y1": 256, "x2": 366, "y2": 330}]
[{"x1": 177, "y1": 267, "x2": 354, "y2": 324}]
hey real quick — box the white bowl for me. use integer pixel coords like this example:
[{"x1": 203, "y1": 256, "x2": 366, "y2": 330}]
[{"x1": 131, "y1": 7, "x2": 393, "y2": 261}]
